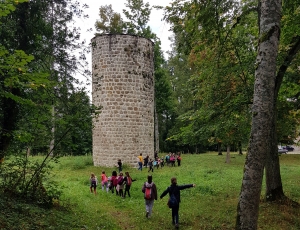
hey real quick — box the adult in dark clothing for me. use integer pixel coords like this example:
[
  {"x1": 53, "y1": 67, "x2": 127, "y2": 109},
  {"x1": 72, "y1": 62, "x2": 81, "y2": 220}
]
[{"x1": 160, "y1": 177, "x2": 196, "y2": 229}]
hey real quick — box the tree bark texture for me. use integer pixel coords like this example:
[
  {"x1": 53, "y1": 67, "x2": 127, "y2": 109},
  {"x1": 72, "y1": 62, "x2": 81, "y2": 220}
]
[
  {"x1": 265, "y1": 19, "x2": 300, "y2": 203},
  {"x1": 265, "y1": 110, "x2": 284, "y2": 201},
  {"x1": 236, "y1": 0, "x2": 281, "y2": 229},
  {"x1": 238, "y1": 141, "x2": 243, "y2": 155},
  {"x1": 218, "y1": 142, "x2": 222, "y2": 155},
  {"x1": 226, "y1": 145, "x2": 230, "y2": 163}
]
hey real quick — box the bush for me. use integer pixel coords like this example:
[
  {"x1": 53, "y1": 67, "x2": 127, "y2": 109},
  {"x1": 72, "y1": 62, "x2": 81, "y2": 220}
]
[{"x1": 0, "y1": 155, "x2": 62, "y2": 208}]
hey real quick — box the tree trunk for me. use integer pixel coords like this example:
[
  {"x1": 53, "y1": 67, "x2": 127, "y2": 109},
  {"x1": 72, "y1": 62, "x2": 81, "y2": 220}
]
[
  {"x1": 225, "y1": 145, "x2": 230, "y2": 163},
  {"x1": 264, "y1": 9, "x2": 300, "y2": 204},
  {"x1": 265, "y1": 102, "x2": 285, "y2": 201},
  {"x1": 27, "y1": 147, "x2": 31, "y2": 157},
  {"x1": 49, "y1": 105, "x2": 55, "y2": 155},
  {"x1": 0, "y1": 94, "x2": 19, "y2": 158},
  {"x1": 236, "y1": 0, "x2": 281, "y2": 229},
  {"x1": 217, "y1": 142, "x2": 222, "y2": 155},
  {"x1": 238, "y1": 141, "x2": 243, "y2": 155}
]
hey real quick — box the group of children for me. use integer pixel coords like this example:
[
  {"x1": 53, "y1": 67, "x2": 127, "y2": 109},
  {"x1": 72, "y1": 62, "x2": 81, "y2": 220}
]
[
  {"x1": 89, "y1": 153, "x2": 182, "y2": 195},
  {"x1": 142, "y1": 152, "x2": 182, "y2": 173},
  {"x1": 165, "y1": 152, "x2": 182, "y2": 167},
  {"x1": 89, "y1": 170, "x2": 134, "y2": 198}
]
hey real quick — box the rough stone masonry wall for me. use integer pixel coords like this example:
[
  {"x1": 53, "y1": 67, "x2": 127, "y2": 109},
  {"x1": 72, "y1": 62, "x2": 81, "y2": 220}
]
[{"x1": 92, "y1": 34, "x2": 154, "y2": 167}]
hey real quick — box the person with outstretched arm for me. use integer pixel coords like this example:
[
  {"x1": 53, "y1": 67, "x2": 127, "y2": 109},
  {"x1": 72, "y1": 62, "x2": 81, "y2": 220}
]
[{"x1": 160, "y1": 177, "x2": 196, "y2": 229}]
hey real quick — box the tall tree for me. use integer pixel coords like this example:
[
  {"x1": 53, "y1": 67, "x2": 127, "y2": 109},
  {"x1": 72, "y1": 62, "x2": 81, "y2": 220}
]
[
  {"x1": 0, "y1": 0, "x2": 93, "y2": 203},
  {"x1": 95, "y1": 4, "x2": 125, "y2": 34},
  {"x1": 0, "y1": 0, "x2": 90, "y2": 157},
  {"x1": 264, "y1": 0, "x2": 300, "y2": 202},
  {"x1": 162, "y1": 0, "x2": 254, "y2": 153},
  {"x1": 236, "y1": 0, "x2": 282, "y2": 228},
  {"x1": 123, "y1": 0, "x2": 152, "y2": 37},
  {"x1": 55, "y1": 90, "x2": 94, "y2": 155}
]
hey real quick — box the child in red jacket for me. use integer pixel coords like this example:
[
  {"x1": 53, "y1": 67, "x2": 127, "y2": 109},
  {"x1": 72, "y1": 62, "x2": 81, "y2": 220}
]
[{"x1": 101, "y1": 171, "x2": 109, "y2": 192}]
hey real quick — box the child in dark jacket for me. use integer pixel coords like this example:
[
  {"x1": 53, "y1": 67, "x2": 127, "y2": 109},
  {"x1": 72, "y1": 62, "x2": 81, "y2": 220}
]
[
  {"x1": 123, "y1": 171, "x2": 136, "y2": 198},
  {"x1": 110, "y1": 171, "x2": 118, "y2": 194},
  {"x1": 160, "y1": 177, "x2": 196, "y2": 229},
  {"x1": 148, "y1": 159, "x2": 153, "y2": 172},
  {"x1": 117, "y1": 159, "x2": 122, "y2": 173}
]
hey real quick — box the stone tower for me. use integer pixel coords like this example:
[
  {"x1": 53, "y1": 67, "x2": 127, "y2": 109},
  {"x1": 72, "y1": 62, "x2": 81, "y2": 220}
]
[{"x1": 91, "y1": 34, "x2": 154, "y2": 167}]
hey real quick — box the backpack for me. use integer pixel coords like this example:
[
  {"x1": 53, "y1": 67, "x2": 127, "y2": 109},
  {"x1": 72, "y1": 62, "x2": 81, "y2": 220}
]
[
  {"x1": 127, "y1": 177, "x2": 132, "y2": 186},
  {"x1": 168, "y1": 193, "x2": 178, "y2": 208},
  {"x1": 117, "y1": 176, "x2": 124, "y2": 185},
  {"x1": 112, "y1": 176, "x2": 118, "y2": 186},
  {"x1": 144, "y1": 182, "x2": 153, "y2": 200}
]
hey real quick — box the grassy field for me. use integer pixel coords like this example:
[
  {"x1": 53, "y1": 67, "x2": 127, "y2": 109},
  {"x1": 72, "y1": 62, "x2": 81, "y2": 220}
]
[{"x1": 1, "y1": 152, "x2": 300, "y2": 230}]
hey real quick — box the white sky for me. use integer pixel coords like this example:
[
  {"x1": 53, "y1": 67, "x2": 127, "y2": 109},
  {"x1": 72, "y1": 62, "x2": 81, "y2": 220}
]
[{"x1": 74, "y1": 0, "x2": 173, "y2": 95}]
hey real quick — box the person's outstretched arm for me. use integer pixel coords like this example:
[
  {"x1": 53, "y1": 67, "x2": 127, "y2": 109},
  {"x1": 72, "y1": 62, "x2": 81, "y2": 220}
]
[{"x1": 178, "y1": 184, "x2": 196, "y2": 190}]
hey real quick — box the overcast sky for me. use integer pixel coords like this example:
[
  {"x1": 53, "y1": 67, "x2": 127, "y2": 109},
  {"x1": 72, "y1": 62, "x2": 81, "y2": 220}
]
[
  {"x1": 76, "y1": 0, "x2": 172, "y2": 54},
  {"x1": 75, "y1": 0, "x2": 173, "y2": 94}
]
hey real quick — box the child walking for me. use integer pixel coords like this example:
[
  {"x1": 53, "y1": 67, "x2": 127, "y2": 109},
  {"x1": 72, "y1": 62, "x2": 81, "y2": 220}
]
[
  {"x1": 90, "y1": 173, "x2": 98, "y2": 195},
  {"x1": 101, "y1": 171, "x2": 109, "y2": 192},
  {"x1": 117, "y1": 159, "x2": 123, "y2": 173},
  {"x1": 160, "y1": 157, "x2": 165, "y2": 168},
  {"x1": 148, "y1": 159, "x2": 154, "y2": 172},
  {"x1": 156, "y1": 157, "x2": 160, "y2": 169},
  {"x1": 142, "y1": 175, "x2": 157, "y2": 218},
  {"x1": 111, "y1": 171, "x2": 118, "y2": 194},
  {"x1": 116, "y1": 172, "x2": 124, "y2": 197},
  {"x1": 123, "y1": 172, "x2": 135, "y2": 198},
  {"x1": 160, "y1": 177, "x2": 196, "y2": 229}
]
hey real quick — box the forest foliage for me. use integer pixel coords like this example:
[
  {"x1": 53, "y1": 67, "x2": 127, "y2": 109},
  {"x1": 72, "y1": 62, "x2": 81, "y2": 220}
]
[
  {"x1": 1, "y1": 0, "x2": 300, "y2": 228},
  {"x1": 0, "y1": 0, "x2": 96, "y2": 205}
]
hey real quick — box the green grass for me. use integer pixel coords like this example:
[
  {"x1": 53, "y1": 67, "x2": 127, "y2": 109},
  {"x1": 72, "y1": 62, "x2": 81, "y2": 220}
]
[{"x1": 1, "y1": 152, "x2": 300, "y2": 229}]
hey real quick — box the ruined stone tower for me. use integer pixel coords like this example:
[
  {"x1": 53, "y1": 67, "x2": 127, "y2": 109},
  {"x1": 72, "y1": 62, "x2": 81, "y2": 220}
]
[{"x1": 91, "y1": 34, "x2": 154, "y2": 167}]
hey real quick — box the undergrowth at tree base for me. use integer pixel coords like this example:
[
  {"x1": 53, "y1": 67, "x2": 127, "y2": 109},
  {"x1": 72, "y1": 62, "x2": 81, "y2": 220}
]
[{"x1": 0, "y1": 194, "x2": 80, "y2": 230}]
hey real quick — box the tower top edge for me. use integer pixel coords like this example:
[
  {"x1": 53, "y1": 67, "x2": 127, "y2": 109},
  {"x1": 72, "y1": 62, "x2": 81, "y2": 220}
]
[{"x1": 91, "y1": 33, "x2": 154, "y2": 45}]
